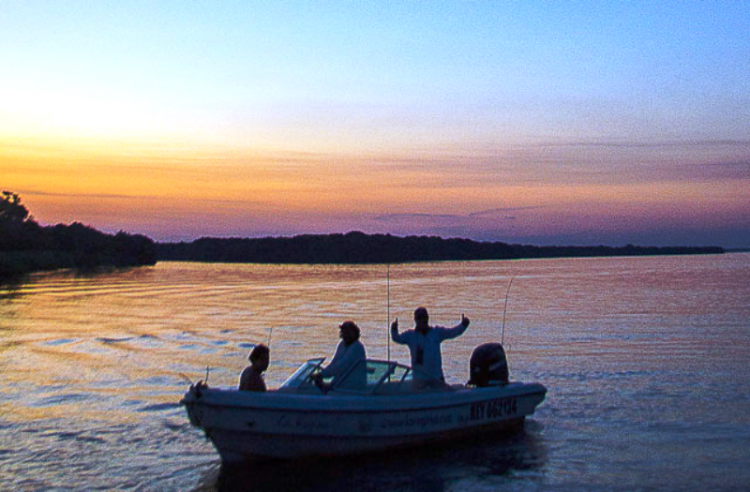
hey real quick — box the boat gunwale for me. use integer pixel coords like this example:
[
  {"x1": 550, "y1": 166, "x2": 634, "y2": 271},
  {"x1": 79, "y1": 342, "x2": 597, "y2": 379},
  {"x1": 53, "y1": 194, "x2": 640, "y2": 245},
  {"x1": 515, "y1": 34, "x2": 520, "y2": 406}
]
[{"x1": 182, "y1": 382, "x2": 547, "y2": 414}]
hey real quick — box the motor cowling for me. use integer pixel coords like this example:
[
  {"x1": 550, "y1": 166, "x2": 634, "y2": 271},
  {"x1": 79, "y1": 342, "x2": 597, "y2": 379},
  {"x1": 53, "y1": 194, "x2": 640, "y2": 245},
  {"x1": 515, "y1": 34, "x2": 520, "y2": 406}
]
[{"x1": 468, "y1": 342, "x2": 509, "y2": 387}]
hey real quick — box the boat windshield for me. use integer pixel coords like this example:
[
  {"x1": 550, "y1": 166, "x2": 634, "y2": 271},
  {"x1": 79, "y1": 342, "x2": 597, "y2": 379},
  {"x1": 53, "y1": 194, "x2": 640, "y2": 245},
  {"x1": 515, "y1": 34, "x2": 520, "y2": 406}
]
[
  {"x1": 331, "y1": 359, "x2": 447, "y2": 394},
  {"x1": 280, "y1": 358, "x2": 325, "y2": 389},
  {"x1": 279, "y1": 358, "x2": 449, "y2": 394}
]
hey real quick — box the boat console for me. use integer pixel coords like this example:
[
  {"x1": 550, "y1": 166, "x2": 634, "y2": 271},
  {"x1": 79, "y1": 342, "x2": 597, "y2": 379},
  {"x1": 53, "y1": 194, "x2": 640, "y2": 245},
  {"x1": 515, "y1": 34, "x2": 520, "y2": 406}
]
[{"x1": 278, "y1": 357, "x2": 450, "y2": 395}]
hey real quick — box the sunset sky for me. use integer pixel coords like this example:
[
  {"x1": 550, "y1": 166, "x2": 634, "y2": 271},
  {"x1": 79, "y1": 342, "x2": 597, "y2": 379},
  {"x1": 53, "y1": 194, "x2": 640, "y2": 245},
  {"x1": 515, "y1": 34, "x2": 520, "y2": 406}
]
[{"x1": 2, "y1": 1, "x2": 749, "y2": 247}]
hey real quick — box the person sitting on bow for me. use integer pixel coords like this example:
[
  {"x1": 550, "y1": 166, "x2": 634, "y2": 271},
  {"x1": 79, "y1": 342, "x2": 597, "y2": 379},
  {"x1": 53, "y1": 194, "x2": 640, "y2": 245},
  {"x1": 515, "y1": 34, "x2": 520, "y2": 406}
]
[{"x1": 239, "y1": 343, "x2": 270, "y2": 392}]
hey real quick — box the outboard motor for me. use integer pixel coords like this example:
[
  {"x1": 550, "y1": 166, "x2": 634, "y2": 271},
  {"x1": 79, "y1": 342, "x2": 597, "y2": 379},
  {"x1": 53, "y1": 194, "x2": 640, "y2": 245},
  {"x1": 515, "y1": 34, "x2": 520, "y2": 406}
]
[{"x1": 468, "y1": 342, "x2": 509, "y2": 387}]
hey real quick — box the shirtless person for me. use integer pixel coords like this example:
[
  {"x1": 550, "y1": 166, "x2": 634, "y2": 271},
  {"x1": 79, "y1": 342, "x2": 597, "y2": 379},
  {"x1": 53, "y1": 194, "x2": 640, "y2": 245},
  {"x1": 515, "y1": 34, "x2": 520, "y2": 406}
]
[{"x1": 239, "y1": 344, "x2": 270, "y2": 392}]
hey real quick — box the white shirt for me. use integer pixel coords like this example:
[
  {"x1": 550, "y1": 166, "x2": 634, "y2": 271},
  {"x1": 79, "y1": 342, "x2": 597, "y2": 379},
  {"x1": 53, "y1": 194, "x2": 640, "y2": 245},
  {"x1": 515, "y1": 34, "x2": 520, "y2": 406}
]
[
  {"x1": 391, "y1": 323, "x2": 468, "y2": 381},
  {"x1": 320, "y1": 339, "x2": 366, "y2": 388}
]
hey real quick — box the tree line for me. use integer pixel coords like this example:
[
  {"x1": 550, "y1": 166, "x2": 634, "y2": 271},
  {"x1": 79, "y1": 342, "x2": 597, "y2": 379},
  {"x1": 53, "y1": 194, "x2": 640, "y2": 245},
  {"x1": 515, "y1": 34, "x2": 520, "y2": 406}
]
[
  {"x1": 1, "y1": 191, "x2": 724, "y2": 275},
  {"x1": 1, "y1": 192, "x2": 157, "y2": 277},
  {"x1": 156, "y1": 231, "x2": 723, "y2": 264}
]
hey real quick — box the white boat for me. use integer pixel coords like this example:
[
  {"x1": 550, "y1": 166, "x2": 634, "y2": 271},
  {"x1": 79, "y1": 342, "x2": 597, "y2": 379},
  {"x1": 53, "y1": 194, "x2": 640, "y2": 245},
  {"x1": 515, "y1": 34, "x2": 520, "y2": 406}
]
[{"x1": 181, "y1": 344, "x2": 547, "y2": 462}]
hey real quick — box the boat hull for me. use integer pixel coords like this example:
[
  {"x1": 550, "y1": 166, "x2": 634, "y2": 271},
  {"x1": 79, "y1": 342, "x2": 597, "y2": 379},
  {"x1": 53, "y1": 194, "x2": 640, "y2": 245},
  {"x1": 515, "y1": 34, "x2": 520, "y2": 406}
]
[
  {"x1": 207, "y1": 418, "x2": 525, "y2": 462},
  {"x1": 182, "y1": 382, "x2": 546, "y2": 462}
]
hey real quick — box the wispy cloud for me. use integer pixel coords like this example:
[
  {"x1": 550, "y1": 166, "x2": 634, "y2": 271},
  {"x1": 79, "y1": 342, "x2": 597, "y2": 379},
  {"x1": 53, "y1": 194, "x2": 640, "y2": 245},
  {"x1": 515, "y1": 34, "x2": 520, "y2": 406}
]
[
  {"x1": 374, "y1": 206, "x2": 546, "y2": 222},
  {"x1": 535, "y1": 139, "x2": 750, "y2": 149},
  {"x1": 13, "y1": 189, "x2": 267, "y2": 208},
  {"x1": 14, "y1": 190, "x2": 158, "y2": 200},
  {"x1": 467, "y1": 206, "x2": 546, "y2": 217}
]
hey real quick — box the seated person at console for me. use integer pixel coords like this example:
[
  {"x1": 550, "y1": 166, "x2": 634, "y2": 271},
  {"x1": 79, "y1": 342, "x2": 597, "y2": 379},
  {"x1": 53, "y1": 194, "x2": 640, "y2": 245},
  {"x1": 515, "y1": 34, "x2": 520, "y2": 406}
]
[{"x1": 312, "y1": 321, "x2": 366, "y2": 390}]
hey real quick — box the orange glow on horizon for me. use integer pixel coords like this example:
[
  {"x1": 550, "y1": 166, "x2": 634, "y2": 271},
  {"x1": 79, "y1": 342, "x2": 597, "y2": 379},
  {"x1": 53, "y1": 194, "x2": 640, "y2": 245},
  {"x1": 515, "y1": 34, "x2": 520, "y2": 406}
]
[{"x1": 3, "y1": 133, "x2": 749, "y2": 244}]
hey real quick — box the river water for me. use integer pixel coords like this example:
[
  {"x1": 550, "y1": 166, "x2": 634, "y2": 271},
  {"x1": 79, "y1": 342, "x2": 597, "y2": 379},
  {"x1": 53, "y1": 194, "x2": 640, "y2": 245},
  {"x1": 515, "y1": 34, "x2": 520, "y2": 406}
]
[{"x1": 1, "y1": 254, "x2": 749, "y2": 491}]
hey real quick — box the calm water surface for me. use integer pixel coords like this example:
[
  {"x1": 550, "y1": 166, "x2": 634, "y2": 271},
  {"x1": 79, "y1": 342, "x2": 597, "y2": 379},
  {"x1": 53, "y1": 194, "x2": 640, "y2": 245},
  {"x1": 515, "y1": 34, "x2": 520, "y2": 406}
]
[{"x1": 1, "y1": 254, "x2": 749, "y2": 491}]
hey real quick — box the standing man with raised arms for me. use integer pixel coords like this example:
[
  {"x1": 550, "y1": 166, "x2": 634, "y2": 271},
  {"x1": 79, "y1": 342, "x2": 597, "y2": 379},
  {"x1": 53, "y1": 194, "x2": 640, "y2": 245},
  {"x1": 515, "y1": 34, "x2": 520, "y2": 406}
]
[{"x1": 391, "y1": 307, "x2": 470, "y2": 385}]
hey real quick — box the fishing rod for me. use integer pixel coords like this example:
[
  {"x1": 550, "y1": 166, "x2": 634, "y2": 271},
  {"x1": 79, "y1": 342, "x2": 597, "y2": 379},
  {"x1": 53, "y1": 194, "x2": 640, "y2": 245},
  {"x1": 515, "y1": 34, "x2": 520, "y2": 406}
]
[
  {"x1": 387, "y1": 264, "x2": 391, "y2": 363},
  {"x1": 180, "y1": 367, "x2": 210, "y2": 387},
  {"x1": 501, "y1": 275, "x2": 516, "y2": 346}
]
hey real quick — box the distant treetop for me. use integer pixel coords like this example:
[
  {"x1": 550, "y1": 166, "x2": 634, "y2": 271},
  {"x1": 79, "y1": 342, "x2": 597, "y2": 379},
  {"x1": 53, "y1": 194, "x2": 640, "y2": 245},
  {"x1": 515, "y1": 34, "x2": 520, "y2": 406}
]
[
  {"x1": 1, "y1": 191, "x2": 32, "y2": 224},
  {"x1": 0, "y1": 192, "x2": 156, "y2": 277}
]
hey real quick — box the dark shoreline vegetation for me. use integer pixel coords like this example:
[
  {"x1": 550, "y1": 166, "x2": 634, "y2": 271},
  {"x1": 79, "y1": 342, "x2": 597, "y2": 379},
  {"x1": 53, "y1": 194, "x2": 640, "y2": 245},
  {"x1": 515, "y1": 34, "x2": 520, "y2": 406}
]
[
  {"x1": 1, "y1": 192, "x2": 156, "y2": 278},
  {"x1": 157, "y1": 231, "x2": 724, "y2": 264},
  {"x1": 0, "y1": 192, "x2": 726, "y2": 278}
]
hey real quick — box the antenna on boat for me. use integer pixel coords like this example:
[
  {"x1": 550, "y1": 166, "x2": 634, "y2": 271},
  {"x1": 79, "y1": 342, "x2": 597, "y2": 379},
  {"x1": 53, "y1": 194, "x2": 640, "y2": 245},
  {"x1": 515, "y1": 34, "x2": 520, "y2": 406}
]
[
  {"x1": 501, "y1": 275, "x2": 516, "y2": 345},
  {"x1": 205, "y1": 365, "x2": 210, "y2": 385},
  {"x1": 387, "y1": 264, "x2": 391, "y2": 363},
  {"x1": 267, "y1": 327, "x2": 273, "y2": 347}
]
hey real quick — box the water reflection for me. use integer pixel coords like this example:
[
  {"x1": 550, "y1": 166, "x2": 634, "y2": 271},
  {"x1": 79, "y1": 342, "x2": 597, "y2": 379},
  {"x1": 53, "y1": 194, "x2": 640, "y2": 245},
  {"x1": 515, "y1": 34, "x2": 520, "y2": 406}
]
[
  {"x1": 0, "y1": 276, "x2": 25, "y2": 301},
  {"x1": 3, "y1": 255, "x2": 749, "y2": 490},
  {"x1": 198, "y1": 425, "x2": 547, "y2": 492}
]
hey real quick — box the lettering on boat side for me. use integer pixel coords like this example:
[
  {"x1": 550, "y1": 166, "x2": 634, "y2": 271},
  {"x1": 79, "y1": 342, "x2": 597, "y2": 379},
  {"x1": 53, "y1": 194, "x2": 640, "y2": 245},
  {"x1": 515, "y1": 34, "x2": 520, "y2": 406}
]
[
  {"x1": 470, "y1": 397, "x2": 517, "y2": 421},
  {"x1": 274, "y1": 414, "x2": 332, "y2": 432},
  {"x1": 380, "y1": 414, "x2": 454, "y2": 430}
]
